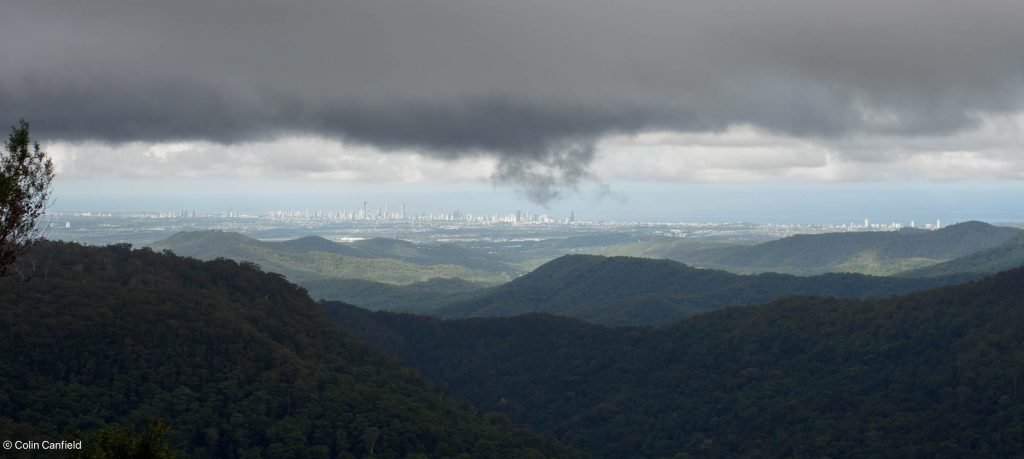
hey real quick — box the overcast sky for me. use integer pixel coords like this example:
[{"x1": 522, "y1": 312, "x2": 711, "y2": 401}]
[{"x1": 3, "y1": 0, "x2": 1023, "y2": 211}]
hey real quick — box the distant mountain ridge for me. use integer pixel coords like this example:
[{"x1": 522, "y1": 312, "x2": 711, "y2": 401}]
[
  {"x1": 665, "y1": 221, "x2": 1021, "y2": 275},
  {"x1": 326, "y1": 265, "x2": 1024, "y2": 457},
  {"x1": 148, "y1": 231, "x2": 513, "y2": 307},
  {"x1": 436, "y1": 254, "x2": 977, "y2": 326},
  {"x1": 899, "y1": 231, "x2": 1024, "y2": 277},
  {"x1": 148, "y1": 225, "x2": 1018, "y2": 321},
  {"x1": 153, "y1": 230, "x2": 513, "y2": 274}
]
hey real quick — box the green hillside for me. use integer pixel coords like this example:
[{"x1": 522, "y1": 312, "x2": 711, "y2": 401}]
[
  {"x1": 900, "y1": 232, "x2": 1024, "y2": 277},
  {"x1": 326, "y1": 267, "x2": 1024, "y2": 457},
  {"x1": 0, "y1": 242, "x2": 579, "y2": 458},
  {"x1": 659, "y1": 221, "x2": 1021, "y2": 275},
  {"x1": 436, "y1": 254, "x2": 976, "y2": 326},
  {"x1": 153, "y1": 230, "x2": 512, "y2": 273},
  {"x1": 301, "y1": 277, "x2": 487, "y2": 313},
  {"x1": 148, "y1": 231, "x2": 510, "y2": 308}
]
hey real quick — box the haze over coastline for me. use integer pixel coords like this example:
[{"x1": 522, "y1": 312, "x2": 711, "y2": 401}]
[{"x1": 50, "y1": 180, "x2": 1024, "y2": 224}]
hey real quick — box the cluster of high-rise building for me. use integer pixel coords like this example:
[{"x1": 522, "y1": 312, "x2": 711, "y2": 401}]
[
  {"x1": 264, "y1": 202, "x2": 578, "y2": 225},
  {"x1": 851, "y1": 218, "x2": 944, "y2": 231},
  {"x1": 269, "y1": 202, "x2": 408, "y2": 221}
]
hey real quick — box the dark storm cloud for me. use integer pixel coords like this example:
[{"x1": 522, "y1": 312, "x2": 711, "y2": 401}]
[{"x1": 2, "y1": 0, "x2": 1023, "y2": 201}]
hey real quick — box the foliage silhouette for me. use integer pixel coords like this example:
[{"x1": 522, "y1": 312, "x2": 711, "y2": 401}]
[{"x1": 0, "y1": 120, "x2": 54, "y2": 276}]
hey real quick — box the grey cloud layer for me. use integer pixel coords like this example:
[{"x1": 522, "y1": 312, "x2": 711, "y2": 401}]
[{"x1": 2, "y1": 0, "x2": 1023, "y2": 200}]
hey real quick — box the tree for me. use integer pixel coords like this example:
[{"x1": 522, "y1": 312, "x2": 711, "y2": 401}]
[
  {"x1": 71, "y1": 420, "x2": 178, "y2": 459},
  {"x1": 0, "y1": 119, "x2": 54, "y2": 276}
]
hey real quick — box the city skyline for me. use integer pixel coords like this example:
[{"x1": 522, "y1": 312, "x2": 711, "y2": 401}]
[
  {"x1": 49, "y1": 179, "x2": 1024, "y2": 225},
  {"x1": 47, "y1": 198, "x2": 978, "y2": 230}
]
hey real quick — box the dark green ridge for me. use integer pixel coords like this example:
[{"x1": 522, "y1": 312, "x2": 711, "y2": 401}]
[
  {"x1": 437, "y1": 253, "x2": 977, "y2": 326},
  {"x1": 326, "y1": 265, "x2": 1024, "y2": 458},
  {"x1": 0, "y1": 241, "x2": 580, "y2": 459}
]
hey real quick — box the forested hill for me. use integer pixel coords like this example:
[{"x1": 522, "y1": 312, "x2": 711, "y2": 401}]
[
  {"x1": 0, "y1": 242, "x2": 579, "y2": 458},
  {"x1": 899, "y1": 232, "x2": 1024, "y2": 277},
  {"x1": 152, "y1": 230, "x2": 511, "y2": 274},
  {"x1": 436, "y1": 254, "x2": 975, "y2": 326},
  {"x1": 325, "y1": 266, "x2": 1024, "y2": 458},
  {"x1": 148, "y1": 231, "x2": 512, "y2": 307},
  {"x1": 672, "y1": 220, "x2": 1020, "y2": 275}
]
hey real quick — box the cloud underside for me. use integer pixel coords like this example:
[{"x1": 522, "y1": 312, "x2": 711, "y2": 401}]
[
  {"x1": 3, "y1": 0, "x2": 1024, "y2": 201},
  {"x1": 49, "y1": 117, "x2": 1024, "y2": 187}
]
